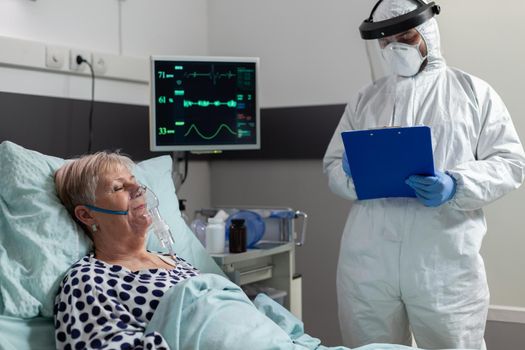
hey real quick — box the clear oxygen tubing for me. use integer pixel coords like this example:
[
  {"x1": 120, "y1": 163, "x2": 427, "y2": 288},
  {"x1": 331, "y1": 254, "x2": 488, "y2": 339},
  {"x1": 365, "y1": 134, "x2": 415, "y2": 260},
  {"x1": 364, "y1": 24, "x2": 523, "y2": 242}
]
[{"x1": 143, "y1": 187, "x2": 176, "y2": 259}]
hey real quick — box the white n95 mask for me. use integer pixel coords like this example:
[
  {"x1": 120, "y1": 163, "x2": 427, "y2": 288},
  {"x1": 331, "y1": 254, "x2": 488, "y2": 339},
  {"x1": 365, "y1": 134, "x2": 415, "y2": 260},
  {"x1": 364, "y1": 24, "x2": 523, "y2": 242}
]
[{"x1": 382, "y1": 41, "x2": 426, "y2": 77}]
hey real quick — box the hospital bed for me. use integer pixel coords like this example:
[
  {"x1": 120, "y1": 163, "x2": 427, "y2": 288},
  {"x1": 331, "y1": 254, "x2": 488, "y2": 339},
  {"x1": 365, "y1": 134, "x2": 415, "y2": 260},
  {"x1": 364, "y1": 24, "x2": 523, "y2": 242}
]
[{"x1": 0, "y1": 141, "x2": 224, "y2": 349}]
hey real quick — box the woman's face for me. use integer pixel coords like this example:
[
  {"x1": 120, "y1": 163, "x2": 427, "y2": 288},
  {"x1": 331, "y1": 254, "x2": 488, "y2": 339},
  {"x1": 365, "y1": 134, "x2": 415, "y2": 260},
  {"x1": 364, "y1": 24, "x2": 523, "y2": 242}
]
[{"x1": 92, "y1": 166, "x2": 151, "y2": 238}]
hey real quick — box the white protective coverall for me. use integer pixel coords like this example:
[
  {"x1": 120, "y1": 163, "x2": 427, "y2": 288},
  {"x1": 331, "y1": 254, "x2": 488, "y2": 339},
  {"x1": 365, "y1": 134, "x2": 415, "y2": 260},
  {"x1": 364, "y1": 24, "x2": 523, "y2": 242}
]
[{"x1": 323, "y1": 0, "x2": 525, "y2": 348}]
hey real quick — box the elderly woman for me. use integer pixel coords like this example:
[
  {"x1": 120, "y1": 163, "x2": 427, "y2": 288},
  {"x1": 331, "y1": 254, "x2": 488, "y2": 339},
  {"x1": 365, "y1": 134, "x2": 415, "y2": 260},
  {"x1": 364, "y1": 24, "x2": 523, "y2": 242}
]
[{"x1": 54, "y1": 151, "x2": 198, "y2": 349}]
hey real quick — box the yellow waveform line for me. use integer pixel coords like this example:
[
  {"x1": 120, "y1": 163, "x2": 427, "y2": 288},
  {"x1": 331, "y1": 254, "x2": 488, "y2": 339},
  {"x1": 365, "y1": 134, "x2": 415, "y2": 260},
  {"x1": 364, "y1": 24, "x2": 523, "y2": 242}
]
[{"x1": 184, "y1": 123, "x2": 236, "y2": 140}]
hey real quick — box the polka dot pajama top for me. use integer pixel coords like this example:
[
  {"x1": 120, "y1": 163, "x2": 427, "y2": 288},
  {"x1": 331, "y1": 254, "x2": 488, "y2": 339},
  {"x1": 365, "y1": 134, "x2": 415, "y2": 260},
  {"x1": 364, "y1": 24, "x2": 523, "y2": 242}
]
[{"x1": 54, "y1": 253, "x2": 199, "y2": 350}]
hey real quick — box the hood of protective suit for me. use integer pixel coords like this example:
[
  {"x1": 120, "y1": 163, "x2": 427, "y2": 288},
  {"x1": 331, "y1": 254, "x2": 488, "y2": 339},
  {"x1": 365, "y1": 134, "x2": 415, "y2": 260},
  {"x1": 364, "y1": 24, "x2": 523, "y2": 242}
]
[{"x1": 374, "y1": 0, "x2": 445, "y2": 73}]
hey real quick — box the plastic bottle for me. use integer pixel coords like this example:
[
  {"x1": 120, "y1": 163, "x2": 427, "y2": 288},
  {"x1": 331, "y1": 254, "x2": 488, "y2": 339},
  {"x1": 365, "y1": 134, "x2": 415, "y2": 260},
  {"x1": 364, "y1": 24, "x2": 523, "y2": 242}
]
[
  {"x1": 229, "y1": 219, "x2": 247, "y2": 253},
  {"x1": 205, "y1": 217, "x2": 225, "y2": 254},
  {"x1": 190, "y1": 218, "x2": 207, "y2": 246}
]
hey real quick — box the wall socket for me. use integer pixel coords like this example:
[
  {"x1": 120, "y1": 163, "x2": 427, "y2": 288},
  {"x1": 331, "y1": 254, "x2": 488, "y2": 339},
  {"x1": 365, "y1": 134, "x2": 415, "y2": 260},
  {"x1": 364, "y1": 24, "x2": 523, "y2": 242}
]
[
  {"x1": 92, "y1": 53, "x2": 108, "y2": 75},
  {"x1": 69, "y1": 49, "x2": 91, "y2": 72},
  {"x1": 45, "y1": 46, "x2": 66, "y2": 69}
]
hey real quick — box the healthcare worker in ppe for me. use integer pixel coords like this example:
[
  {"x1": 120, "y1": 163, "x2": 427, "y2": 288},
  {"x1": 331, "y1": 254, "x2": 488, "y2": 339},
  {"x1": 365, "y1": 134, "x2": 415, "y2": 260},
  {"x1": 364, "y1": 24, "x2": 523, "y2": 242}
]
[{"x1": 323, "y1": 0, "x2": 525, "y2": 349}]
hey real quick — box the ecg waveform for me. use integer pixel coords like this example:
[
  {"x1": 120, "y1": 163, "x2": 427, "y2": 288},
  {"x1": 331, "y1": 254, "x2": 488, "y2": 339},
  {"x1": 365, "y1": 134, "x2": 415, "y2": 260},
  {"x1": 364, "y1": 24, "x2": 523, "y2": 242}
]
[
  {"x1": 184, "y1": 123, "x2": 237, "y2": 140},
  {"x1": 183, "y1": 69, "x2": 236, "y2": 85},
  {"x1": 183, "y1": 100, "x2": 237, "y2": 108}
]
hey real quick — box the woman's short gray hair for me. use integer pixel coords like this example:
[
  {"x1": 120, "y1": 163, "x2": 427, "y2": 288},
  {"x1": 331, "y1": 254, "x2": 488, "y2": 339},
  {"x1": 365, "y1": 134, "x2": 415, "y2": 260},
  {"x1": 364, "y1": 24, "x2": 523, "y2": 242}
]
[{"x1": 54, "y1": 151, "x2": 134, "y2": 232}]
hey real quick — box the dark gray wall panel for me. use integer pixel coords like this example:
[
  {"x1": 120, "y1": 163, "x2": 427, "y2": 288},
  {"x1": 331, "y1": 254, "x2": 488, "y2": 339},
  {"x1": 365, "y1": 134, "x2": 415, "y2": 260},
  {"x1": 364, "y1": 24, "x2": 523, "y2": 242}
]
[
  {"x1": 0, "y1": 91, "x2": 165, "y2": 160},
  {"x1": 212, "y1": 104, "x2": 345, "y2": 160},
  {"x1": 0, "y1": 92, "x2": 345, "y2": 160}
]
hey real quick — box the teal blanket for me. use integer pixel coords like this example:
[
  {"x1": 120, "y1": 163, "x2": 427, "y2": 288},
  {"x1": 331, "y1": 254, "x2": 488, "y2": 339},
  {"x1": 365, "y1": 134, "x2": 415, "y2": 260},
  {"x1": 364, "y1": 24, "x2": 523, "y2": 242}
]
[
  {"x1": 146, "y1": 273, "x2": 347, "y2": 350},
  {"x1": 0, "y1": 274, "x2": 458, "y2": 350},
  {"x1": 146, "y1": 274, "x2": 422, "y2": 350}
]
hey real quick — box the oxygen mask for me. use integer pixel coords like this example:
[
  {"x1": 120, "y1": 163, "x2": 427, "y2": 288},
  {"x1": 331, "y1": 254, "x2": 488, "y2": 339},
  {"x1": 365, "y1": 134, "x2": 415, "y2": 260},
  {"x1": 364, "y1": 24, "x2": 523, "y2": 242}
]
[
  {"x1": 85, "y1": 184, "x2": 176, "y2": 258},
  {"x1": 139, "y1": 186, "x2": 176, "y2": 258}
]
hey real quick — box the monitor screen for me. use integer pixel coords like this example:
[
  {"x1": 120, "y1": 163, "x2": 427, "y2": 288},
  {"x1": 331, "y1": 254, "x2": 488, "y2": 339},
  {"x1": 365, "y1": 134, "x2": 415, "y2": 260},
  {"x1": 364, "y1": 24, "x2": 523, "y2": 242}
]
[{"x1": 149, "y1": 56, "x2": 260, "y2": 152}]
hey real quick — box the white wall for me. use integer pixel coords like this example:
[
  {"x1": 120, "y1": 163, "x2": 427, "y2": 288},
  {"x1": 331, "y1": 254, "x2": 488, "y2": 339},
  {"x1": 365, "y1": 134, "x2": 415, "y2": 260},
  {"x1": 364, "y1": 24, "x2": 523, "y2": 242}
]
[
  {"x1": 0, "y1": 0, "x2": 209, "y2": 105},
  {"x1": 0, "y1": 0, "x2": 120, "y2": 52},
  {"x1": 207, "y1": 0, "x2": 370, "y2": 108},
  {"x1": 120, "y1": 0, "x2": 208, "y2": 57}
]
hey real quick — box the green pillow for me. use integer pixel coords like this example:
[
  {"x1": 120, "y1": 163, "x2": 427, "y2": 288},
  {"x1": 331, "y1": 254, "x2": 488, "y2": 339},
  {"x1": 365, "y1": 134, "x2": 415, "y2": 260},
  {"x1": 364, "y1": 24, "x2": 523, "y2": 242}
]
[
  {"x1": 0, "y1": 141, "x2": 221, "y2": 319},
  {"x1": 0, "y1": 141, "x2": 90, "y2": 318}
]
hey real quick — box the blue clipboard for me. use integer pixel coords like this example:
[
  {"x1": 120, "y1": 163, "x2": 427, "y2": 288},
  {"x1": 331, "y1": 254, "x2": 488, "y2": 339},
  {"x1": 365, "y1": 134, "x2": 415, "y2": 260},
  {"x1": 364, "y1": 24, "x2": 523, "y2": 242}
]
[{"x1": 341, "y1": 126, "x2": 435, "y2": 200}]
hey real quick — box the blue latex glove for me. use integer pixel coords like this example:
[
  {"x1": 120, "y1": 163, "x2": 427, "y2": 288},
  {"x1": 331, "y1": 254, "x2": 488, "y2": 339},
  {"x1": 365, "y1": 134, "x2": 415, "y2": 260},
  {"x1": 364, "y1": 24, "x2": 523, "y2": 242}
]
[
  {"x1": 342, "y1": 151, "x2": 352, "y2": 177},
  {"x1": 405, "y1": 171, "x2": 456, "y2": 207}
]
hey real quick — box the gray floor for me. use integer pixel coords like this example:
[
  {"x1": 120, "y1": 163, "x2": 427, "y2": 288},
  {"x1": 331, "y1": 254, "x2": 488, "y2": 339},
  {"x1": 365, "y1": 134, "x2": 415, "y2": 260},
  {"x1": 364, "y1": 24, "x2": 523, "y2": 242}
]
[{"x1": 485, "y1": 320, "x2": 525, "y2": 350}]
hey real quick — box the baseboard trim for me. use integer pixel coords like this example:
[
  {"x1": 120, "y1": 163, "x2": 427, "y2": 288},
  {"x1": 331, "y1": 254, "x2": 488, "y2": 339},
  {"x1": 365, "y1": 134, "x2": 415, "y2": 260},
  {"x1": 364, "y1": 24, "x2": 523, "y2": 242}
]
[{"x1": 488, "y1": 305, "x2": 525, "y2": 324}]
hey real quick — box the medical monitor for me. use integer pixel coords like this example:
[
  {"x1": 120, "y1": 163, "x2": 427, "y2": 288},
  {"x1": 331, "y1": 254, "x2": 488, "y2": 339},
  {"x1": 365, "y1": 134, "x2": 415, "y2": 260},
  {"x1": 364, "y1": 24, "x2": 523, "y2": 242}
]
[{"x1": 150, "y1": 56, "x2": 260, "y2": 152}]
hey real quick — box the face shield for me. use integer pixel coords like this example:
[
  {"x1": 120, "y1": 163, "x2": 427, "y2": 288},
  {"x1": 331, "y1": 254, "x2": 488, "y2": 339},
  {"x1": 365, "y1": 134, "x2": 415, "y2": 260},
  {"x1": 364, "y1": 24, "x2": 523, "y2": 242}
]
[
  {"x1": 359, "y1": 0, "x2": 440, "y2": 81},
  {"x1": 85, "y1": 184, "x2": 176, "y2": 257}
]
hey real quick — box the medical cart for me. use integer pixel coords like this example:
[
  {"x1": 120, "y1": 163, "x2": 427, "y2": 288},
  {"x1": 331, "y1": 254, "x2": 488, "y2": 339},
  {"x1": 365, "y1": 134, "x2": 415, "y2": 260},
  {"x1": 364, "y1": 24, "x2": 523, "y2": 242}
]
[{"x1": 193, "y1": 207, "x2": 307, "y2": 319}]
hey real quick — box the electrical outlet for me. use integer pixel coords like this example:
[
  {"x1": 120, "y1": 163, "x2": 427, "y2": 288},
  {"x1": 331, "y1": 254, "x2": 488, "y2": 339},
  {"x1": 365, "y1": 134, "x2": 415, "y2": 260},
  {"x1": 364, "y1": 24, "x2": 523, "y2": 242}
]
[
  {"x1": 69, "y1": 49, "x2": 91, "y2": 72},
  {"x1": 92, "y1": 53, "x2": 108, "y2": 75},
  {"x1": 45, "y1": 46, "x2": 66, "y2": 69}
]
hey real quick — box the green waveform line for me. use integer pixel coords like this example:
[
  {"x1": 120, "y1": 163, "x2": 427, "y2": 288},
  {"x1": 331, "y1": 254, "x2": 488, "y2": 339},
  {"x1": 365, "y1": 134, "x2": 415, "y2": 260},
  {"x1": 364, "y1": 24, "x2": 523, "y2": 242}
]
[
  {"x1": 184, "y1": 71, "x2": 236, "y2": 79},
  {"x1": 183, "y1": 100, "x2": 237, "y2": 108},
  {"x1": 184, "y1": 123, "x2": 236, "y2": 140},
  {"x1": 183, "y1": 70, "x2": 236, "y2": 85}
]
